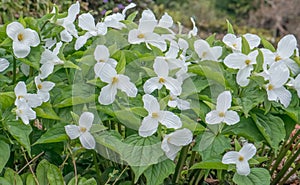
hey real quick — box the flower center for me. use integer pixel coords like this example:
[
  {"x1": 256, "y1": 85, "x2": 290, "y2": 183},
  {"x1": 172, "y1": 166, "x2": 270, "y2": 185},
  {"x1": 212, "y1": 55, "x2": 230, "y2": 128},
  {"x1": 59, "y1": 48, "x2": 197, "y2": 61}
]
[
  {"x1": 218, "y1": 112, "x2": 225, "y2": 117},
  {"x1": 18, "y1": 95, "x2": 24, "y2": 99},
  {"x1": 232, "y1": 43, "x2": 237, "y2": 48},
  {"x1": 245, "y1": 59, "x2": 251, "y2": 65},
  {"x1": 112, "y1": 77, "x2": 118, "y2": 84},
  {"x1": 202, "y1": 52, "x2": 207, "y2": 58},
  {"x1": 268, "y1": 84, "x2": 274, "y2": 91},
  {"x1": 159, "y1": 77, "x2": 165, "y2": 84},
  {"x1": 99, "y1": 59, "x2": 105, "y2": 63},
  {"x1": 137, "y1": 34, "x2": 145, "y2": 39},
  {"x1": 152, "y1": 112, "x2": 159, "y2": 118},
  {"x1": 17, "y1": 33, "x2": 24, "y2": 41},
  {"x1": 80, "y1": 127, "x2": 87, "y2": 133},
  {"x1": 275, "y1": 55, "x2": 282, "y2": 62},
  {"x1": 238, "y1": 155, "x2": 244, "y2": 162},
  {"x1": 37, "y1": 84, "x2": 42, "y2": 89}
]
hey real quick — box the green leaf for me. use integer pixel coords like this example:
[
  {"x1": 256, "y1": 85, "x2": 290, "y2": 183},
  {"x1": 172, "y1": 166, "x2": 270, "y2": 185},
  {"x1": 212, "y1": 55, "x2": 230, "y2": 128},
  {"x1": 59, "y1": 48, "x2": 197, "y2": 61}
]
[
  {"x1": 0, "y1": 140, "x2": 10, "y2": 173},
  {"x1": 254, "y1": 49, "x2": 264, "y2": 72},
  {"x1": 251, "y1": 111, "x2": 285, "y2": 150},
  {"x1": 144, "y1": 159, "x2": 175, "y2": 185},
  {"x1": 114, "y1": 109, "x2": 141, "y2": 130},
  {"x1": 6, "y1": 121, "x2": 32, "y2": 155},
  {"x1": 191, "y1": 161, "x2": 228, "y2": 170},
  {"x1": 64, "y1": 60, "x2": 81, "y2": 70},
  {"x1": 36, "y1": 159, "x2": 50, "y2": 185},
  {"x1": 4, "y1": 168, "x2": 23, "y2": 185},
  {"x1": 261, "y1": 38, "x2": 276, "y2": 52},
  {"x1": 0, "y1": 92, "x2": 15, "y2": 111},
  {"x1": 90, "y1": 124, "x2": 107, "y2": 134},
  {"x1": 241, "y1": 36, "x2": 250, "y2": 55},
  {"x1": 130, "y1": 107, "x2": 148, "y2": 117},
  {"x1": 127, "y1": 11, "x2": 138, "y2": 21},
  {"x1": 226, "y1": 19, "x2": 234, "y2": 34},
  {"x1": 233, "y1": 168, "x2": 270, "y2": 185},
  {"x1": 54, "y1": 94, "x2": 97, "y2": 108},
  {"x1": 34, "y1": 102, "x2": 60, "y2": 120},
  {"x1": 121, "y1": 134, "x2": 164, "y2": 166},
  {"x1": 131, "y1": 165, "x2": 150, "y2": 183},
  {"x1": 114, "y1": 51, "x2": 126, "y2": 74},
  {"x1": 47, "y1": 164, "x2": 64, "y2": 185},
  {"x1": 206, "y1": 33, "x2": 216, "y2": 46},
  {"x1": 0, "y1": 177, "x2": 11, "y2": 185},
  {"x1": 26, "y1": 174, "x2": 36, "y2": 185},
  {"x1": 34, "y1": 123, "x2": 68, "y2": 145}
]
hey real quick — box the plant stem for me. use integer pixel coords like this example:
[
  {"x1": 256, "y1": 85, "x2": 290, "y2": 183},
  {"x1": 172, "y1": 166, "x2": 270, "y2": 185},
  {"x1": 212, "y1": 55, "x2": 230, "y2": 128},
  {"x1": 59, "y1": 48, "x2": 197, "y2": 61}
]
[
  {"x1": 67, "y1": 145, "x2": 78, "y2": 185},
  {"x1": 93, "y1": 150, "x2": 102, "y2": 183},
  {"x1": 21, "y1": 147, "x2": 40, "y2": 185},
  {"x1": 172, "y1": 145, "x2": 189, "y2": 184},
  {"x1": 18, "y1": 151, "x2": 44, "y2": 174},
  {"x1": 112, "y1": 165, "x2": 128, "y2": 185},
  {"x1": 278, "y1": 162, "x2": 300, "y2": 185}
]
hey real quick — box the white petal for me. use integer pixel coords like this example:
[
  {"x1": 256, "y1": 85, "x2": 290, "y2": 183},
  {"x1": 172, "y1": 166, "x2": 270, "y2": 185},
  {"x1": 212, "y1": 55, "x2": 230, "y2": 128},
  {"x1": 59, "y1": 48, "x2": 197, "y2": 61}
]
[
  {"x1": 222, "y1": 151, "x2": 239, "y2": 164},
  {"x1": 211, "y1": 46, "x2": 222, "y2": 61},
  {"x1": 0, "y1": 58, "x2": 9, "y2": 72},
  {"x1": 117, "y1": 75, "x2": 137, "y2": 97},
  {"x1": 266, "y1": 86, "x2": 278, "y2": 101},
  {"x1": 277, "y1": 34, "x2": 297, "y2": 59},
  {"x1": 138, "y1": 10, "x2": 157, "y2": 33},
  {"x1": 154, "y1": 57, "x2": 169, "y2": 77},
  {"x1": 164, "y1": 77, "x2": 182, "y2": 96},
  {"x1": 98, "y1": 84, "x2": 117, "y2": 105},
  {"x1": 75, "y1": 33, "x2": 91, "y2": 50},
  {"x1": 106, "y1": 59, "x2": 117, "y2": 68},
  {"x1": 161, "y1": 136, "x2": 170, "y2": 152},
  {"x1": 143, "y1": 77, "x2": 163, "y2": 94},
  {"x1": 158, "y1": 111, "x2": 182, "y2": 129},
  {"x1": 94, "y1": 63, "x2": 117, "y2": 83},
  {"x1": 128, "y1": 29, "x2": 144, "y2": 44},
  {"x1": 53, "y1": 41, "x2": 62, "y2": 55},
  {"x1": 236, "y1": 161, "x2": 251, "y2": 176},
  {"x1": 223, "y1": 34, "x2": 241, "y2": 51},
  {"x1": 168, "y1": 99, "x2": 177, "y2": 108},
  {"x1": 25, "y1": 94, "x2": 42, "y2": 108},
  {"x1": 20, "y1": 63, "x2": 30, "y2": 76},
  {"x1": 236, "y1": 66, "x2": 253, "y2": 87},
  {"x1": 79, "y1": 132, "x2": 96, "y2": 149},
  {"x1": 243, "y1": 33, "x2": 260, "y2": 49},
  {"x1": 16, "y1": 103, "x2": 36, "y2": 125},
  {"x1": 40, "y1": 81, "x2": 55, "y2": 92},
  {"x1": 13, "y1": 42, "x2": 31, "y2": 58},
  {"x1": 167, "y1": 128, "x2": 193, "y2": 146},
  {"x1": 239, "y1": 143, "x2": 256, "y2": 161},
  {"x1": 66, "y1": 1, "x2": 80, "y2": 23},
  {"x1": 273, "y1": 87, "x2": 292, "y2": 108},
  {"x1": 23, "y1": 29, "x2": 40, "y2": 47},
  {"x1": 158, "y1": 12, "x2": 173, "y2": 28},
  {"x1": 224, "y1": 53, "x2": 247, "y2": 69},
  {"x1": 65, "y1": 125, "x2": 80, "y2": 139},
  {"x1": 269, "y1": 63, "x2": 289, "y2": 87},
  {"x1": 95, "y1": 22, "x2": 108, "y2": 35},
  {"x1": 165, "y1": 40, "x2": 179, "y2": 59},
  {"x1": 79, "y1": 112, "x2": 94, "y2": 131},
  {"x1": 142, "y1": 94, "x2": 160, "y2": 113},
  {"x1": 139, "y1": 115, "x2": 159, "y2": 137},
  {"x1": 176, "y1": 99, "x2": 190, "y2": 110},
  {"x1": 216, "y1": 91, "x2": 232, "y2": 112},
  {"x1": 164, "y1": 143, "x2": 181, "y2": 160},
  {"x1": 6, "y1": 22, "x2": 24, "y2": 40},
  {"x1": 224, "y1": 110, "x2": 240, "y2": 125},
  {"x1": 37, "y1": 91, "x2": 50, "y2": 102},
  {"x1": 294, "y1": 75, "x2": 300, "y2": 98},
  {"x1": 60, "y1": 30, "x2": 73, "y2": 42},
  {"x1": 78, "y1": 13, "x2": 96, "y2": 31},
  {"x1": 122, "y1": 3, "x2": 136, "y2": 15},
  {"x1": 40, "y1": 62, "x2": 55, "y2": 79},
  {"x1": 14, "y1": 81, "x2": 27, "y2": 97},
  {"x1": 188, "y1": 17, "x2": 198, "y2": 37},
  {"x1": 205, "y1": 110, "x2": 224, "y2": 124},
  {"x1": 284, "y1": 58, "x2": 300, "y2": 75},
  {"x1": 94, "y1": 45, "x2": 109, "y2": 63},
  {"x1": 146, "y1": 33, "x2": 167, "y2": 51},
  {"x1": 194, "y1": 39, "x2": 209, "y2": 58}
]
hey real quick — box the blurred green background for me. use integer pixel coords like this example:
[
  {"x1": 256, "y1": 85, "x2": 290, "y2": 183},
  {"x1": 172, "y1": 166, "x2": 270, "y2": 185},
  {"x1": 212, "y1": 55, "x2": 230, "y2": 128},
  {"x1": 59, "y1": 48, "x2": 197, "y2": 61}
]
[{"x1": 1, "y1": 0, "x2": 299, "y2": 43}]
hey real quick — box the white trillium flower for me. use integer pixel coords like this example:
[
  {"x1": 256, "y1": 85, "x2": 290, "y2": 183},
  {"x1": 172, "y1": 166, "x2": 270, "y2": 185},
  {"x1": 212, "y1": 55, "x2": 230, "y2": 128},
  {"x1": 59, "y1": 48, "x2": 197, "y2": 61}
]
[
  {"x1": 75, "y1": 13, "x2": 108, "y2": 50},
  {"x1": 161, "y1": 128, "x2": 193, "y2": 160},
  {"x1": 35, "y1": 76, "x2": 55, "y2": 102},
  {"x1": 14, "y1": 81, "x2": 42, "y2": 108},
  {"x1": 222, "y1": 143, "x2": 257, "y2": 176},
  {"x1": 40, "y1": 42, "x2": 63, "y2": 79},
  {"x1": 261, "y1": 34, "x2": 299, "y2": 75},
  {"x1": 143, "y1": 58, "x2": 182, "y2": 96},
  {"x1": 128, "y1": 9, "x2": 166, "y2": 51},
  {"x1": 289, "y1": 75, "x2": 300, "y2": 98},
  {"x1": 94, "y1": 64, "x2": 137, "y2": 105},
  {"x1": 6, "y1": 22, "x2": 40, "y2": 58},
  {"x1": 265, "y1": 63, "x2": 291, "y2": 108},
  {"x1": 93, "y1": 45, "x2": 117, "y2": 69},
  {"x1": 188, "y1": 17, "x2": 198, "y2": 38},
  {"x1": 223, "y1": 33, "x2": 260, "y2": 52},
  {"x1": 205, "y1": 91, "x2": 240, "y2": 125},
  {"x1": 15, "y1": 101, "x2": 36, "y2": 125},
  {"x1": 224, "y1": 50, "x2": 258, "y2": 87},
  {"x1": 57, "y1": 1, "x2": 80, "y2": 42},
  {"x1": 65, "y1": 112, "x2": 96, "y2": 149},
  {"x1": 0, "y1": 58, "x2": 9, "y2": 72},
  {"x1": 138, "y1": 94, "x2": 182, "y2": 137},
  {"x1": 168, "y1": 93, "x2": 190, "y2": 111},
  {"x1": 194, "y1": 39, "x2": 222, "y2": 61}
]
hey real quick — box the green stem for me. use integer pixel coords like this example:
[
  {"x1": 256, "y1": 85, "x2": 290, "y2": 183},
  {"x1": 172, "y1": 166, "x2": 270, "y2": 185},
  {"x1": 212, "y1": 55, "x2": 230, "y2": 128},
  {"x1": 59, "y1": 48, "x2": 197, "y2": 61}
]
[
  {"x1": 172, "y1": 145, "x2": 189, "y2": 184},
  {"x1": 92, "y1": 150, "x2": 102, "y2": 183},
  {"x1": 278, "y1": 162, "x2": 300, "y2": 185},
  {"x1": 13, "y1": 58, "x2": 16, "y2": 84}
]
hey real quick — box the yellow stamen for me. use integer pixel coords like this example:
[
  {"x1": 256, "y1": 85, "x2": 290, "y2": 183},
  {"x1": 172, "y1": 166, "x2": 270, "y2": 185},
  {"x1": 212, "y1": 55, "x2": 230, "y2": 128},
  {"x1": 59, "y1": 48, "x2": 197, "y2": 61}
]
[
  {"x1": 238, "y1": 155, "x2": 244, "y2": 162},
  {"x1": 245, "y1": 59, "x2": 251, "y2": 65},
  {"x1": 17, "y1": 33, "x2": 24, "y2": 41},
  {"x1": 218, "y1": 112, "x2": 225, "y2": 117},
  {"x1": 268, "y1": 84, "x2": 274, "y2": 91},
  {"x1": 275, "y1": 55, "x2": 282, "y2": 62},
  {"x1": 99, "y1": 59, "x2": 105, "y2": 63},
  {"x1": 232, "y1": 43, "x2": 237, "y2": 48},
  {"x1": 159, "y1": 78, "x2": 165, "y2": 83},
  {"x1": 202, "y1": 52, "x2": 207, "y2": 58},
  {"x1": 152, "y1": 112, "x2": 159, "y2": 118},
  {"x1": 112, "y1": 77, "x2": 118, "y2": 84},
  {"x1": 18, "y1": 95, "x2": 24, "y2": 99},
  {"x1": 137, "y1": 34, "x2": 145, "y2": 39},
  {"x1": 37, "y1": 84, "x2": 42, "y2": 89},
  {"x1": 80, "y1": 127, "x2": 87, "y2": 133}
]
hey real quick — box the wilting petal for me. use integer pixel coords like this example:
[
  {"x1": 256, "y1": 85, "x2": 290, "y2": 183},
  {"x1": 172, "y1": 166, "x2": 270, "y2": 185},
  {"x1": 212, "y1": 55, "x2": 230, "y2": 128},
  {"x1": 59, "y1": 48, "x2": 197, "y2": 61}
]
[
  {"x1": 142, "y1": 94, "x2": 160, "y2": 113},
  {"x1": 138, "y1": 115, "x2": 159, "y2": 137},
  {"x1": 236, "y1": 161, "x2": 251, "y2": 176},
  {"x1": 224, "y1": 110, "x2": 240, "y2": 125},
  {"x1": 167, "y1": 128, "x2": 193, "y2": 146},
  {"x1": 222, "y1": 151, "x2": 239, "y2": 164},
  {"x1": 0, "y1": 58, "x2": 9, "y2": 72},
  {"x1": 143, "y1": 77, "x2": 163, "y2": 94},
  {"x1": 65, "y1": 125, "x2": 80, "y2": 139},
  {"x1": 273, "y1": 86, "x2": 292, "y2": 108},
  {"x1": 79, "y1": 112, "x2": 94, "y2": 131},
  {"x1": 117, "y1": 75, "x2": 137, "y2": 97},
  {"x1": 78, "y1": 13, "x2": 96, "y2": 31},
  {"x1": 98, "y1": 84, "x2": 117, "y2": 105},
  {"x1": 239, "y1": 143, "x2": 256, "y2": 161},
  {"x1": 13, "y1": 42, "x2": 31, "y2": 58},
  {"x1": 80, "y1": 132, "x2": 96, "y2": 149},
  {"x1": 94, "y1": 45, "x2": 110, "y2": 63},
  {"x1": 216, "y1": 91, "x2": 232, "y2": 112},
  {"x1": 164, "y1": 77, "x2": 182, "y2": 96},
  {"x1": 277, "y1": 34, "x2": 297, "y2": 59},
  {"x1": 158, "y1": 111, "x2": 182, "y2": 129},
  {"x1": 236, "y1": 66, "x2": 253, "y2": 87},
  {"x1": 205, "y1": 110, "x2": 224, "y2": 124}
]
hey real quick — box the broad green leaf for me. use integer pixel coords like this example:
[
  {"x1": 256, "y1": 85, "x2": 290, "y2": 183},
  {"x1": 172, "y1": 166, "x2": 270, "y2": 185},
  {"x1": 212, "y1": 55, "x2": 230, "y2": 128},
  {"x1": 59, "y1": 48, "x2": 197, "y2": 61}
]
[
  {"x1": 121, "y1": 134, "x2": 164, "y2": 166},
  {"x1": 114, "y1": 51, "x2": 126, "y2": 74},
  {"x1": 34, "y1": 102, "x2": 60, "y2": 120},
  {"x1": 36, "y1": 159, "x2": 50, "y2": 185},
  {"x1": 131, "y1": 165, "x2": 150, "y2": 183},
  {"x1": 54, "y1": 94, "x2": 97, "y2": 108},
  {"x1": 90, "y1": 124, "x2": 107, "y2": 134},
  {"x1": 130, "y1": 107, "x2": 148, "y2": 117},
  {"x1": 251, "y1": 111, "x2": 285, "y2": 150},
  {"x1": 94, "y1": 131, "x2": 123, "y2": 157},
  {"x1": 226, "y1": 19, "x2": 234, "y2": 34},
  {"x1": 47, "y1": 164, "x2": 64, "y2": 185},
  {"x1": 0, "y1": 177, "x2": 11, "y2": 185},
  {"x1": 33, "y1": 122, "x2": 68, "y2": 145},
  {"x1": 206, "y1": 33, "x2": 216, "y2": 46},
  {"x1": 241, "y1": 36, "x2": 250, "y2": 55},
  {"x1": 126, "y1": 11, "x2": 138, "y2": 21},
  {"x1": 0, "y1": 140, "x2": 10, "y2": 173},
  {"x1": 233, "y1": 168, "x2": 270, "y2": 185},
  {"x1": 261, "y1": 38, "x2": 276, "y2": 52},
  {"x1": 144, "y1": 159, "x2": 175, "y2": 185},
  {"x1": 254, "y1": 49, "x2": 264, "y2": 72},
  {"x1": 26, "y1": 174, "x2": 36, "y2": 185},
  {"x1": 6, "y1": 121, "x2": 32, "y2": 155},
  {"x1": 114, "y1": 109, "x2": 141, "y2": 130},
  {"x1": 64, "y1": 60, "x2": 81, "y2": 70},
  {"x1": 4, "y1": 168, "x2": 23, "y2": 185},
  {"x1": 190, "y1": 161, "x2": 228, "y2": 170},
  {"x1": 0, "y1": 92, "x2": 14, "y2": 111}
]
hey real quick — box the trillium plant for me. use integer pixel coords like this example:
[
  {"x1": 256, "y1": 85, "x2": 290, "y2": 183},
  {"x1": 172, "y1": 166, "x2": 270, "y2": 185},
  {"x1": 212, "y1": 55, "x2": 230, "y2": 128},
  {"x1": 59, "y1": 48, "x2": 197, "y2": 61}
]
[{"x1": 0, "y1": 2, "x2": 299, "y2": 185}]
